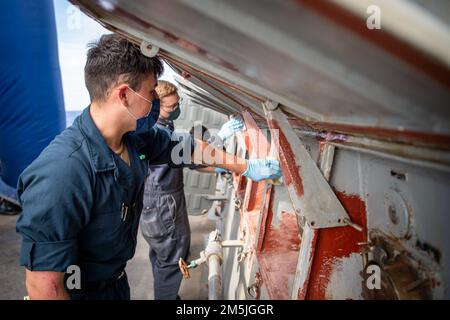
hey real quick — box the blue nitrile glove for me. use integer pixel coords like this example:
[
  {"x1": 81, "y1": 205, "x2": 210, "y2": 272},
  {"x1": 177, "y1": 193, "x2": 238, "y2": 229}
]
[
  {"x1": 242, "y1": 159, "x2": 281, "y2": 182},
  {"x1": 214, "y1": 167, "x2": 229, "y2": 174},
  {"x1": 217, "y1": 118, "x2": 244, "y2": 140}
]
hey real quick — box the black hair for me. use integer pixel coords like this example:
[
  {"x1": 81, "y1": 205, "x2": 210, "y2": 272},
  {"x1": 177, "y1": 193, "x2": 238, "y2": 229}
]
[{"x1": 85, "y1": 34, "x2": 164, "y2": 101}]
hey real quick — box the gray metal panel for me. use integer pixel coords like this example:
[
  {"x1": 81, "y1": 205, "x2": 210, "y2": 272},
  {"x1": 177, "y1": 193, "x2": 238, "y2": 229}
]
[{"x1": 330, "y1": 146, "x2": 450, "y2": 298}]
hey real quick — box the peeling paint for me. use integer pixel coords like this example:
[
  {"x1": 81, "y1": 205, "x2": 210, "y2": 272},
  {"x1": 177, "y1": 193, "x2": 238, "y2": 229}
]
[
  {"x1": 306, "y1": 192, "x2": 368, "y2": 299},
  {"x1": 325, "y1": 253, "x2": 364, "y2": 300},
  {"x1": 258, "y1": 211, "x2": 301, "y2": 299}
]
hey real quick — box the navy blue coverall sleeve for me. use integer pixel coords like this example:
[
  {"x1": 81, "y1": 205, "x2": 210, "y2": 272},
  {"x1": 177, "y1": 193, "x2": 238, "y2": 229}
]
[
  {"x1": 136, "y1": 127, "x2": 195, "y2": 167},
  {"x1": 16, "y1": 157, "x2": 93, "y2": 272}
]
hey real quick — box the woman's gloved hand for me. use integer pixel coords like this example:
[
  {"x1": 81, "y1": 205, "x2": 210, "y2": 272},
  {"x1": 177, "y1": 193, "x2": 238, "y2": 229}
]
[
  {"x1": 217, "y1": 118, "x2": 244, "y2": 141},
  {"x1": 242, "y1": 159, "x2": 281, "y2": 182}
]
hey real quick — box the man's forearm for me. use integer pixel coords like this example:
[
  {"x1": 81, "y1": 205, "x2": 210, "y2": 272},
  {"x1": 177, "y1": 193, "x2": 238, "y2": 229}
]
[
  {"x1": 195, "y1": 167, "x2": 216, "y2": 173},
  {"x1": 26, "y1": 270, "x2": 70, "y2": 300},
  {"x1": 192, "y1": 140, "x2": 247, "y2": 174},
  {"x1": 215, "y1": 157, "x2": 247, "y2": 174}
]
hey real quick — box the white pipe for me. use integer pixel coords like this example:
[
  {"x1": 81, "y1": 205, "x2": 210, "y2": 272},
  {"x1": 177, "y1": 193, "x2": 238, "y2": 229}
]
[{"x1": 208, "y1": 254, "x2": 222, "y2": 300}]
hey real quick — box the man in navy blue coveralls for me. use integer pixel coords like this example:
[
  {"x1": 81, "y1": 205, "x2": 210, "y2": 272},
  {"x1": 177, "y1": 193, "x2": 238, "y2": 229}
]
[{"x1": 15, "y1": 34, "x2": 281, "y2": 300}]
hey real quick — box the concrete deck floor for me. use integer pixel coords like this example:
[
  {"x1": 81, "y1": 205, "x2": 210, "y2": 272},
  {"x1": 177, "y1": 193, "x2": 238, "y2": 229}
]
[{"x1": 0, "y1": 214, "x2": 215, "y2": 300}]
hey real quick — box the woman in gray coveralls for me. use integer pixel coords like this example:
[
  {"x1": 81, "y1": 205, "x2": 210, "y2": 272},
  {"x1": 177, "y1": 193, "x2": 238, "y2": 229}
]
[{"x1": 140, "y1": 80, "x2": 244, "y2": 300}]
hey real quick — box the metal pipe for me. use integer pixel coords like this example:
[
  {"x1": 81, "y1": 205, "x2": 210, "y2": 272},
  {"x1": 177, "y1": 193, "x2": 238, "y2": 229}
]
[
  {"x1": 204, "y1": 230, "x2": 223, "y2": 300},
  {"x1": 179, "y1": 230, "x2": 243, "y2": 299},
  {"x1": 208, "y1": 254, "x2": 222, "y2": 300},
  {"x1": 293, "y1": 128, "x2": 450, "y2": 172}
]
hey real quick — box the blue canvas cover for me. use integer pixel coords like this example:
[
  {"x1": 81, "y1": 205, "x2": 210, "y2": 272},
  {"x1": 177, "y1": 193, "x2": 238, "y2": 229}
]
[{"x1": 0, "y1": 0, "x2": 65, "y2": 194}]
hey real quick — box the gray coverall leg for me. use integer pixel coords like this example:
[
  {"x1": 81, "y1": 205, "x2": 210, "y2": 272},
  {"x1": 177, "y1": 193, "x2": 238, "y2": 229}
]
[{"x1": 140, "y1": 166, "x2": 191, "y2": 300}]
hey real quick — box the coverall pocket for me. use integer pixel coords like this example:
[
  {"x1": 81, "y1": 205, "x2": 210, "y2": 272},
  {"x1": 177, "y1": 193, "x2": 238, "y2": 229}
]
[{"x1": 140, "y1": 195, "x2": 176, "y2": 238}]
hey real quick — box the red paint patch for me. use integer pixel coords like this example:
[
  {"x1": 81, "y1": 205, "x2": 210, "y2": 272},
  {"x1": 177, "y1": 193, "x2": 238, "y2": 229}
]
[
  {"x1": 268, "y1": 120, "x2": 305, "y2": 196},
  {"x1": 256, "y1": 186, "x2": 273, "y2": 253},
  {"x1": 241, "y1": 111, "x2": 273, "y2": 212},
  {"x1": 258, "y1": 211, "x2": 301, "y2": 299},
  {"x1": 306, "y1": 192, "x2": 367, "y2": 300}
]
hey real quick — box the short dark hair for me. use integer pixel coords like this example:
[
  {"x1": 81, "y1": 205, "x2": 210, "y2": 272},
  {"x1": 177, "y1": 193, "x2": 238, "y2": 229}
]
[{"x1": 85, "y1": 34, "x2": 164, "y2": 101}]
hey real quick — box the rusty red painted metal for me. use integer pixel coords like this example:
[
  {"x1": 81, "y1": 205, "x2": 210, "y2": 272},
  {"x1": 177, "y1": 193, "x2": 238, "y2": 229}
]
[
  {"x1": 235, "y1": 111, "x2": 272, "y2": 273},
  {"x1": 241, "y1": 111, "x2": 271, "y2": 212},
  {"x1": 239, "y1": 112, "x2": 368, "y2": 300},
  {"x1": 256, "y1": 185, "x2": 273, "y2": 253},
  {"x1": 258, "y1": 211, "x2": 301, "y2": 299},
  {"x1": 267, "y1": 119, "x2": 305, "y2": 197},
  {"x1": 306, "y1": 192, "x2": 368, "y2": 299},
  {"x1": 235, "y1": 111, "x2": 301, "y2": 299}
]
